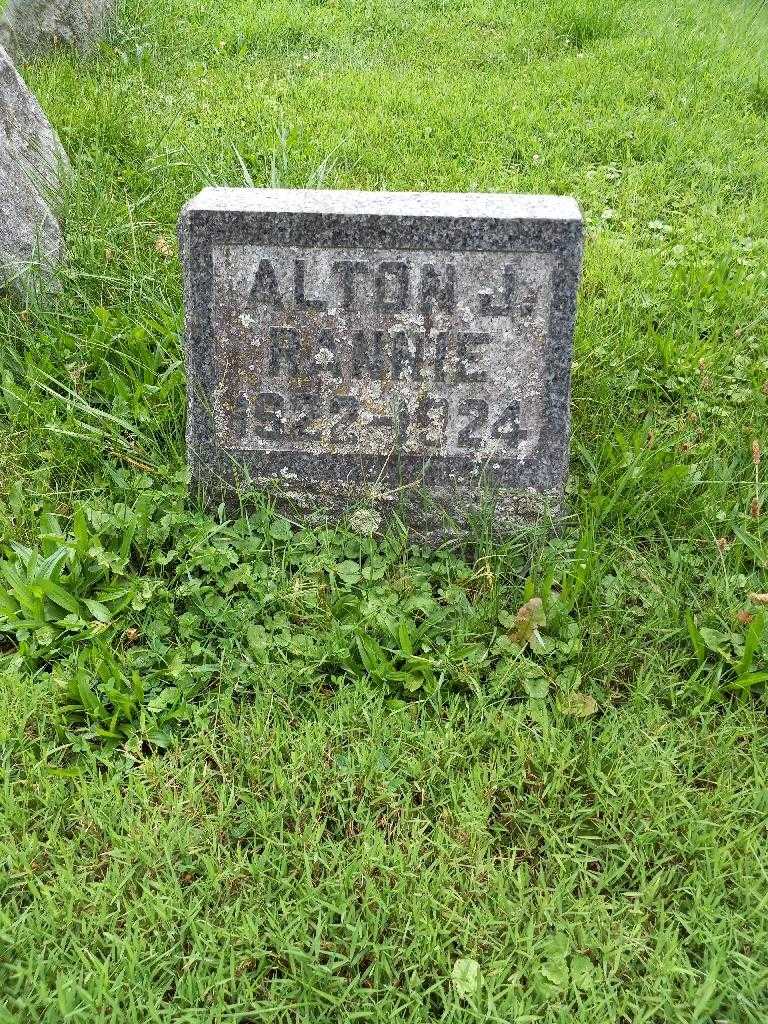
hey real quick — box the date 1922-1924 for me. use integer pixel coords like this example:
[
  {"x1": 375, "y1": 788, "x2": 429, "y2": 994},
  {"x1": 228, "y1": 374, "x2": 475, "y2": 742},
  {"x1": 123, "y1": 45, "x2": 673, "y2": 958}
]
[{"x1": 227, "y1": 390, "x2": 527, "y2": 456}]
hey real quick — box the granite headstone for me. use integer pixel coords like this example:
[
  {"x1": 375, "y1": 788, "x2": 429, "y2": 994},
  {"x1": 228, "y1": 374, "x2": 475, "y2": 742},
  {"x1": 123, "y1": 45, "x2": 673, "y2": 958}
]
[{"x1": 179, "y1": 187, "x2": 583, "y2": 534}]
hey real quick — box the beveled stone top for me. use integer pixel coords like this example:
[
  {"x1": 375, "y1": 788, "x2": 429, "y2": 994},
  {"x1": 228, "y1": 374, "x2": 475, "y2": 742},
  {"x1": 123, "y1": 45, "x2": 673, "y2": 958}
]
[{"x1": 183, "y1": 187, "x2": 582, "y2": 223}]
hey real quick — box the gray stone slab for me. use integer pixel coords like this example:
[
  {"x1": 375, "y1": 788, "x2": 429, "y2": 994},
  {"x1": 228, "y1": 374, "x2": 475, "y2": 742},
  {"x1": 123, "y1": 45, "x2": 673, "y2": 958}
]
[
  {"x1": 0, "y1": 43, "x2": 68, "y2": 296},
  {"x1": 0, "y1": 0, "x2": 114, "y2": 56},
  {"x1": 179, "y1": 187, "x2": 583, "y2": 536}
]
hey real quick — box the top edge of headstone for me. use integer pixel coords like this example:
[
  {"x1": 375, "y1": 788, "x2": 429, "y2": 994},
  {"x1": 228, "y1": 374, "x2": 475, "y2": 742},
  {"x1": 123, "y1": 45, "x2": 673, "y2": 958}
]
[{"x1": 182, "y1": 187, "x2": 582, "y2": 223}]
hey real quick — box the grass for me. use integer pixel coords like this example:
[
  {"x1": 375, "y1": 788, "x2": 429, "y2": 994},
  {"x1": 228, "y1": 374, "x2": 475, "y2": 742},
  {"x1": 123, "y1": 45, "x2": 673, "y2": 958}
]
[{"x1": 1, "y1": 0, "x2": 768, "y2": 1019}]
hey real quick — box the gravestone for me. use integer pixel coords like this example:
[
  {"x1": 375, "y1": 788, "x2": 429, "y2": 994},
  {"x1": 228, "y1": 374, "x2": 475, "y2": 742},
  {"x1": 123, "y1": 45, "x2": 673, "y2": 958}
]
[
  {"x1": 0, "y1": 42, "x2": 68, "y2": 295},
  {"x1": 179, "y1": 188, "x2": 583, "y2": 534},
  {"x1": 0, "y1": 0, "x2": 113, "y2": 56}
]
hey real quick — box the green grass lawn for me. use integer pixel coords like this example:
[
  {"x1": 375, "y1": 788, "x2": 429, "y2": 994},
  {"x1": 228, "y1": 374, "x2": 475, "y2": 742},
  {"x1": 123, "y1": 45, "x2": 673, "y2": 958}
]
[{"x1": 2, "y1": 0, "x2": 768, "y2": 1019}]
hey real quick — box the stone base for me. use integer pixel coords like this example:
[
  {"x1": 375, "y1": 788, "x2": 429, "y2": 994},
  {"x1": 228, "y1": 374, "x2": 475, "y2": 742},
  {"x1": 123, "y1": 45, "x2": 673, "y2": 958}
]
[{"x1": 189, "y1": 454, "x2": 562, "y2": 543}]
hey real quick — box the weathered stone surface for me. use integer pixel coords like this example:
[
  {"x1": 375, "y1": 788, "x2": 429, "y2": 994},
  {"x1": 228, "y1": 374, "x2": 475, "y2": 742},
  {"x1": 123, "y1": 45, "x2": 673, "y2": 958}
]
[
  {"x1": 0, "y1": 43, "x2": 68, "y2": 294},
  {"x1": 179, "y1": 188, "x2": 583, "y2": 535},
  {"x1": 0, "y1": 0, "x2": 113, "y2": 55}
]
